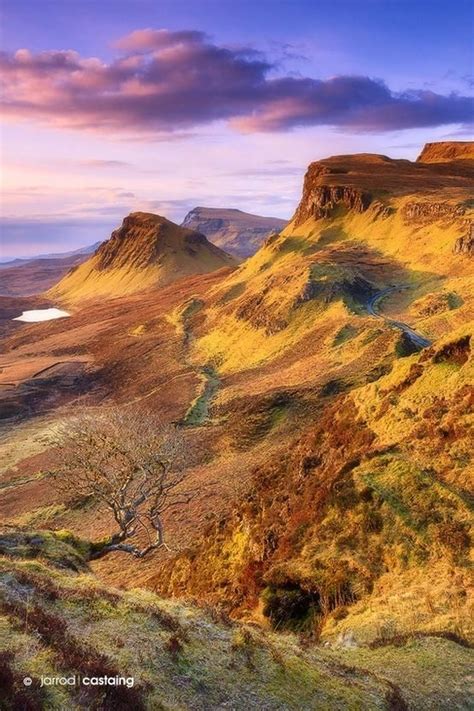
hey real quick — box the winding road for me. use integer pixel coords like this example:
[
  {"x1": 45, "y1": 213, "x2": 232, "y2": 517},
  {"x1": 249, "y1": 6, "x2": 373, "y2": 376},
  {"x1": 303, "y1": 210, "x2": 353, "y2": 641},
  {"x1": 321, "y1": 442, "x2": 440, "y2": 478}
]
[{"x1": 366, "y1": 286, "x2": 432, "y2": 349}]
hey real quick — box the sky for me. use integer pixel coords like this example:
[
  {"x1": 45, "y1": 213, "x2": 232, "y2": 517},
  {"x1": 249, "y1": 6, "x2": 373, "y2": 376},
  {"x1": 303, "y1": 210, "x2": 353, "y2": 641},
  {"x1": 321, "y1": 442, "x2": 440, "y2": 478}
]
[{"x1": 0, "y1": 0, "x2": 473, "y2": 260}]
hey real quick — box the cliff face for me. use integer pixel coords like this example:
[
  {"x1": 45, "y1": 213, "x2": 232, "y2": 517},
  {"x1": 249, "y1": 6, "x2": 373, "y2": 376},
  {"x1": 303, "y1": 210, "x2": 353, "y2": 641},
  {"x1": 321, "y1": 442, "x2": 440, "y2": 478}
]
[
  {"x1": 294, "y1": 183, "x2": 372, "y2": 224},
  {"x1": 417, "y1": 141, "x2": 474, "y2": 163},
  {"x1": 94, "y1": 213, "x2": 210, "y2": 271},
  {"x1": 401, "y1": 201, "x2": 467, "y2": 222},
  {"x1": 291, "y1": 149, "x2": 474, "y2": 236},
  {"x1": 49, "y1": 212, "x2": 236, "y2": 302},
  {"x1": 181, "y1": 207, "x2": 287, "y2": 258}
]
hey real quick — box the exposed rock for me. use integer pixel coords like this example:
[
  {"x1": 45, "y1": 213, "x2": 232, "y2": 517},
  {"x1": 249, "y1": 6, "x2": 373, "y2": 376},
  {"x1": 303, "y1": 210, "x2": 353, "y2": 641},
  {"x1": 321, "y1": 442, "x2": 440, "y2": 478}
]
[
  {"x1": 294, "y1": 184, "x2": 372, "y2": 224},
  {"x1": 49, "y1": 212, "x2": 236, "y2": 302},
  {"x1": 181, "y1": 207, "x2": 287, "y2": 258},
  {"x1": 402, "y1": 201, "x2": 466, "y2": 223},
  {"x1": 368, "y1": 200, "x2": 393, "y2": 220},
  {"x1": 291, "y1": 151, "x2": 474, "y2": 230},
  {"x1": 453, "y1": 224, "x2": 474, "y2": 256},
  {"x1": 417, "y1": 141, "x2": 474, "y2": 163}
]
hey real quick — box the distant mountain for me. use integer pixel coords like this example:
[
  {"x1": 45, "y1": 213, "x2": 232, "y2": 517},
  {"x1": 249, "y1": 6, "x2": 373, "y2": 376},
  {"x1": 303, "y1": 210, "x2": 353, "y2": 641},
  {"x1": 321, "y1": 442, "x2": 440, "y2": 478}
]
[
  {"x1": 0, "y1": 242, "x2": 101, "y2": 269},
  {"x1": 0, "y1": 243, "x2": 101, "y2": 297},
  {"x1": 181, "y1": 207, "x2": 287, "y2": 258},
  {"x1": 49, "y1": 212, "x2": 236, "y2": 302}
]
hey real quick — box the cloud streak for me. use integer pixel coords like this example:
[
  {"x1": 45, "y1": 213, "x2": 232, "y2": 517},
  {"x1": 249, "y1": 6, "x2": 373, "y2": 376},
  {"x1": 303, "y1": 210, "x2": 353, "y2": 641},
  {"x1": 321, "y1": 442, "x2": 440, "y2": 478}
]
[{"x1": 1, "y1": 28, "x2": 472, "y2": 136}]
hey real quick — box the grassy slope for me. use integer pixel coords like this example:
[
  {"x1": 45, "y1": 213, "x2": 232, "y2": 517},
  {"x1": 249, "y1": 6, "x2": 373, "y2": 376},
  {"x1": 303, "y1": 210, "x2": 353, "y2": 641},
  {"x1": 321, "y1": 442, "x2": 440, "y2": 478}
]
[
  {"x1": 193, "y1": 192, "x2": 473, "y2": 374},
  {"x1": 1, "y1": 150, "x2": 473, "y2": 709},
  {"x1": 156, "y1": 328, "x2": 473, "y2": 644},
  {"x1": 1, "y1": 529, "x2": 472, "y2": 711},
  {"x1": 148, "y1": 156, "x2": 473, "y2": 649}
]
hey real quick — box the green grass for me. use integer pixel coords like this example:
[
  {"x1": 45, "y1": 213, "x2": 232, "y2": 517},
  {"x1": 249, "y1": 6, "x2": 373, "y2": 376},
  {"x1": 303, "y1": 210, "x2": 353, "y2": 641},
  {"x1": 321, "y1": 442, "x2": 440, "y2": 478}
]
[
  {"x1": 2, "y1": 527, "x2": 472, "y2": 709},
  {"x1": 182, "y1": 365, "x2": 220, "y2": 426}
]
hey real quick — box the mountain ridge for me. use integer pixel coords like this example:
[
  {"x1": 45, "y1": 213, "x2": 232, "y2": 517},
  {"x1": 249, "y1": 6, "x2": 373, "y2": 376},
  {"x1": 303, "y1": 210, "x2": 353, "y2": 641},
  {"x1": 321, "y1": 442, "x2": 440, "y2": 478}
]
[
  {"x1": 0, "y1": 246, "x2": 102, "y2": 297},
  {"x1": 181, "y1": 206, "x2": 287, "y2": 258},
  {"x1": 49, "y1": 211, "x2": 236, "y2": 302}
]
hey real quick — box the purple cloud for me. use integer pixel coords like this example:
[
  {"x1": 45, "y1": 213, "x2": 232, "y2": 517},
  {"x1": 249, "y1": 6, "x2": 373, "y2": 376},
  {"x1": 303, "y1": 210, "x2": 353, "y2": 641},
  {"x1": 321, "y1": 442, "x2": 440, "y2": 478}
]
[{"x1": 0, "y1": 29, "x2": 472, "y2": 136}]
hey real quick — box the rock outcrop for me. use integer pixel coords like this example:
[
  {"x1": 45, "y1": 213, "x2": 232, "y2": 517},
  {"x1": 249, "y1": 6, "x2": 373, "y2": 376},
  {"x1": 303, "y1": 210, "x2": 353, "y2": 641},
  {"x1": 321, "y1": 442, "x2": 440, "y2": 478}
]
[
  {"x1": 291, "y1": 148, "x2": 474, "y2": 229},
  {"x1": 49, "y1": 212, "x2": 236, "y2": 302},
  {"x1": 295, "y1": 185, "x2": 372, "y2": 224},
  {"x1": 453, "y1": 225, "x2": 474, "y2": 256},
  {"x1": 417, "y1": 141, "x2": 474, "y2": 163},
  {"x1": 181, "y1": 207, "x2": 287, "y2": 258},
  {"x1": 292, "y1": 160, "x2": 375, "y2": 226},
  {"x1": 402, "y1": 201, "x2": 466, "y2": 223}
]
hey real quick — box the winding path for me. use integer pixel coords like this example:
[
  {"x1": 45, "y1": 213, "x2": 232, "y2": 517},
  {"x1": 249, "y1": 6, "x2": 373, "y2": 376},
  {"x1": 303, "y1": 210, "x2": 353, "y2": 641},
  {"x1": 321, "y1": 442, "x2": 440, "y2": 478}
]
[{"x1": 366, "y1": 286, "x2": 432, "y2": 349}]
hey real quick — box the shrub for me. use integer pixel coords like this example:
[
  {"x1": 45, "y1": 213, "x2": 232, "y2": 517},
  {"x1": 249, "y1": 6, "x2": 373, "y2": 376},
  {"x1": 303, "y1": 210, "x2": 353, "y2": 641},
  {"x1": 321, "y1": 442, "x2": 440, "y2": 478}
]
[{"x1": 261, "y1": 584, "x2": 321, "y2": 631}]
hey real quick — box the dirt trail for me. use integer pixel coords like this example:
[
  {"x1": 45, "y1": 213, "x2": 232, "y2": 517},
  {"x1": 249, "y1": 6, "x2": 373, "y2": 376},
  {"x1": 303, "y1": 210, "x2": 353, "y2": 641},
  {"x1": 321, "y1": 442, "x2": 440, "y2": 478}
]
[{"x1": 367, "y1": 286, "x2": 431, "y2": 349}]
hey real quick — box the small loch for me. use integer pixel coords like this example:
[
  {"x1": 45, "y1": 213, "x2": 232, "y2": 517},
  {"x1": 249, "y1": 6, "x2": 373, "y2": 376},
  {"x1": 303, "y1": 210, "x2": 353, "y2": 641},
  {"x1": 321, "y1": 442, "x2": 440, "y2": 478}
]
[{"x1": 13, "y1": 308, "x2": 71, "y2": 323}]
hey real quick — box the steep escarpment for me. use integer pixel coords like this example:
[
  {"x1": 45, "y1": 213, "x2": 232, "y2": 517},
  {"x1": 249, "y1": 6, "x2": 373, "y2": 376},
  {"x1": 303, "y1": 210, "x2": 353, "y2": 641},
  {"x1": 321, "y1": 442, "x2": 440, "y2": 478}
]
[
  {"x1": 192, "y1": 146, "x2": 473, "y2": 373},
  {"x1": 181, "y1": 207, "x2": 287, "y2": 258},
  {"x1": 417, "y1": 141, "x2": 474, "y2": 163},
  {"x1": 292, "y1": 148, "x2": 474, "y2": 227},
  {"x1": 49, "y1": 212, "x2": 235, "y2": 302}
]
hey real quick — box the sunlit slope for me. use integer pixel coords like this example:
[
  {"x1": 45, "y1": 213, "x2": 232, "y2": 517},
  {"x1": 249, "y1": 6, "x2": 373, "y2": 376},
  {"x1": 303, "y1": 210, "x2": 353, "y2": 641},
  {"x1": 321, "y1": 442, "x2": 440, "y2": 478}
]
[
  {"x1": 193, "y1": 148, "x2": 473, "y2": 374},
  {"x1": 157, "y1": 324, "x2": 473, "y2": 646},
  {"x1": 49, "y1": 212, "x2": 236, "y2": 303},
  {"x1": 5, "y1": 528, "x2": 469, "y2": 710}
]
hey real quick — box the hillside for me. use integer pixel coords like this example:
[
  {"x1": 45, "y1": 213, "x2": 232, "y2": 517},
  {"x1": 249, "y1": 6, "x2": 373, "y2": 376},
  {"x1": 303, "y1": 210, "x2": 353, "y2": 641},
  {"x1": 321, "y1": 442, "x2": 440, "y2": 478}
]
[
  {"x1": 191, "y1": 149, "x2": 473, "y2": 374},
  {"x1": 49, "y1": 212, "x2": 235, "y2": 303},
  {"x1": 0, "y1": 142, "x2": 473, "y2": 707},
  {"x1": 1, "y1": 528, "x2": 472, "y2": 711},
  {"x1": 181, "y1": 207, "x2": 287, "y2": 258}
]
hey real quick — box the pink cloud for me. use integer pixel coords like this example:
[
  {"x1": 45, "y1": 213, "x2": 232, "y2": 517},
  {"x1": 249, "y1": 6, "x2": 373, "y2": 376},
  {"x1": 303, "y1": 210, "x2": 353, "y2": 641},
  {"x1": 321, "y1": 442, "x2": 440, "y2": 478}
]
[{"x1": 0, "y1": 30, "x2": 472, "y2": 137}]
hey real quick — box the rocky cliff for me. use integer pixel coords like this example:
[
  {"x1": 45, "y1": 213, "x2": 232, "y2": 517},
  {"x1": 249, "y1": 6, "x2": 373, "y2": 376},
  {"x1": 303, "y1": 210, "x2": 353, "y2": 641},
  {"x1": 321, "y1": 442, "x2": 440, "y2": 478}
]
[
  {"x1": 291, "y1": 149, "x2": 474, "y2": 234},
  {"x1": 49, "y1": 212, "x2": 236, "y2": 302},
  {"x1": 181, "y1": 207, "x2": 287, "y2": 258},
  {"x1": 417, "y1": 141, "x2": 474, "y2": 163}
]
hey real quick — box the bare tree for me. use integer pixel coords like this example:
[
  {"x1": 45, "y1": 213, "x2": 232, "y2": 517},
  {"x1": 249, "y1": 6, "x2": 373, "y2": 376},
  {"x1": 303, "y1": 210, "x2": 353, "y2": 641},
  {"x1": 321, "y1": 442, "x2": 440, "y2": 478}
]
[{"x1": 48, "y1": 407, "x2": 192, "y2": 559}]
